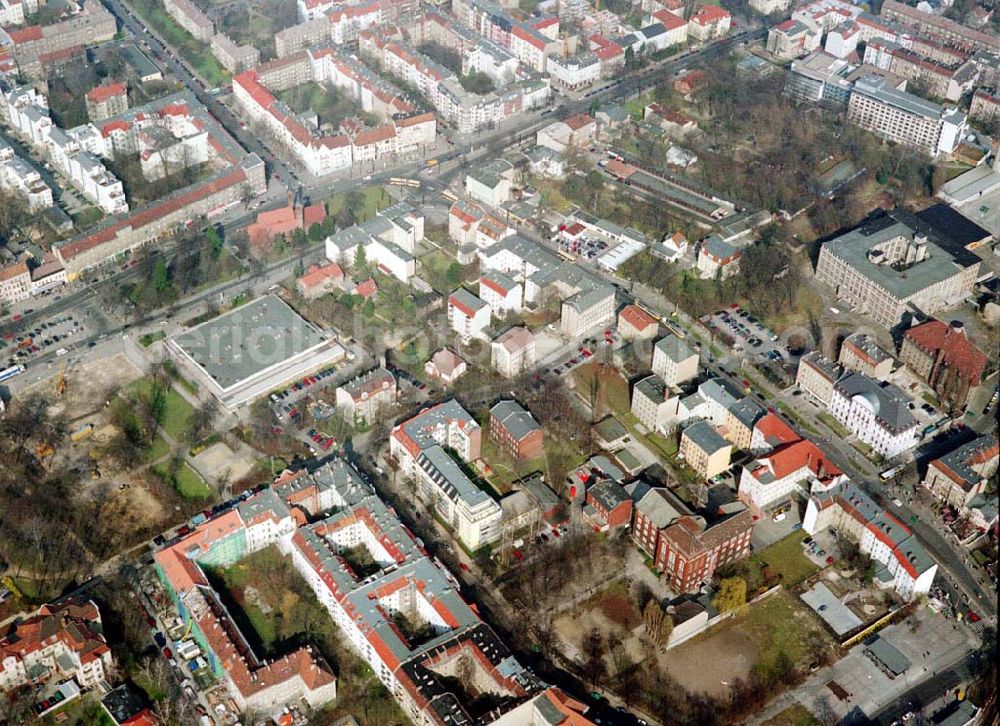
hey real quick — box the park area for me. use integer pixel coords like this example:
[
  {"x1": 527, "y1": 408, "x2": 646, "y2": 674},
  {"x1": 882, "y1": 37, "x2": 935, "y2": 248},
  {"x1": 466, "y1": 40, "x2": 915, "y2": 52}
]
[{"x1": 658, "y1": 589, "x2": 833, "y2": 698}]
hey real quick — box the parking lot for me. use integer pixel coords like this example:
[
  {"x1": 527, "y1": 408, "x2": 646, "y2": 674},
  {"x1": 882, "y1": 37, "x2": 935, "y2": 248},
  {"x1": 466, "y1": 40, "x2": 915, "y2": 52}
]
[
  {"x1": 702, "y1": 305, "x2": 787, "y2": 363},
  {"x1": 2, "y1": 311, "x2": 89, "y2": 367}
]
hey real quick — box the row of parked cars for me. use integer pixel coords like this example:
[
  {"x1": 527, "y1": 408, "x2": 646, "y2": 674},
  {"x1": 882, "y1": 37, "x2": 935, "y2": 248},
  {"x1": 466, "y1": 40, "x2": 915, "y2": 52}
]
[{"x1": 269, "y1": 365, "x2": 341, "y2": 403}]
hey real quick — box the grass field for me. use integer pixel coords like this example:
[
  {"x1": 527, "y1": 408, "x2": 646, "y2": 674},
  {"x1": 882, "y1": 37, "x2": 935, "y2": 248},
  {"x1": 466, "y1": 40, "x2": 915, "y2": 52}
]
[
  {"x1": 154, "y1": 461, "x2": 212, "y2": 499},
  {"x1": 762, "y1": 703, "x2": 821, "y2": 726},
  {"x1": 146, "y1": 434, "x2": 171, "y2": 463},
  {"x1": 326, "y1": 186, "x2": 390, "y2": 222},
  {"x1": 131, "y1": 379, "x2": 196, "y2": 439},
  {"x1": 817, "y1": 412, "x2": 850, "y2": 438},
  {"x1": 572, "y1": 363, "x2": 631, "y2": 419},
  {"x1": 754, "y1": 531, "x2": 818, "y2": 587}
]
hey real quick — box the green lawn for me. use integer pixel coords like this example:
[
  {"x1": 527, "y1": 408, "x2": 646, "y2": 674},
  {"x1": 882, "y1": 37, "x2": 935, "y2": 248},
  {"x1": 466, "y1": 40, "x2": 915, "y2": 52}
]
[
  {"x1": 326, "y1": 186, "x2": 389, "y2": 222},
  {"x1": 762, "y1": 703, "x2": 822, "y2": 726},
  {"x1": 735, "y1": 589, "x2": 831, "y2": 679},
  {"x1": 155, "y1": 461, "x2": 212, "y2": 499},
  {"x1": 146, "y1": 434, "x2": 171, "y2": 463},
  {"x1": 572, "y1": 363, "x2": 631, "y2": 418},
  {"x1": 131, "y1": 378, "x2": 196, "y2": 439},
  {"x1": 420, "y1": 249, "x2": 461, "y2": 293},
  {"x1": 817, "y1": 412, "x2": 850, "y2": 438},
  {"x1": 754, "y1": 530, "x2": 818, "y2": 586}
]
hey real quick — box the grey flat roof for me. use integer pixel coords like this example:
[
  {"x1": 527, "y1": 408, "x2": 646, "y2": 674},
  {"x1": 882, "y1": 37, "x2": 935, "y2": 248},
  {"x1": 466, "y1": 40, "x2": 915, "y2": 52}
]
[
  {"x1": 170, "y1": 295, "x2": 326, "y2": 390},
  {"x1": 854, "y1": 73, "x2": 948, "y2": 120},
  {"x1": 801, "y1": 583, "x2": 863, "y2": 635},
  {"x1": 864, "y1": 636, "x2": 911, "y2": 675},
  {"x1": 821, "y1": 214, "x2": 972, "y2": 300}
]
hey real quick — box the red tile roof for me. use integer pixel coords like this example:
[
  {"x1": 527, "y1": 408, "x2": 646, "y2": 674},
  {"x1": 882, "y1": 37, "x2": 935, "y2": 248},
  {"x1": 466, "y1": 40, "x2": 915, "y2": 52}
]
[
  {"x1": 87, "y1": 82, "x2": 127, "y2": 103},
  {"x1": 754, "y1": 412, "x2": 800, "y2": 447},
  {"x1": 652, "y1": 9, "x2": 687, "y2": 30},
  {"x1": 903, "y1": 321, "x2": 987, "y2": 386},
  {"x1": 618, "y1": 304, "x2": 657, "y2": 331},
  {"x1": 356, "y1": 278, "x2": 378, "y2": 298},
  {"x1": 692, "y1": 4, "x2": 730, "y2": 24}
]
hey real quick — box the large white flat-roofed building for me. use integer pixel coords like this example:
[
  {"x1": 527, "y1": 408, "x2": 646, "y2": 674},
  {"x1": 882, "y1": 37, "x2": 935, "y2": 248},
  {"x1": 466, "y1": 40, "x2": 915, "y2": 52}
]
[
  {"x1": 166, "y1": 295, "x2": 346, "y2": 408},
  {"x1": 814, "y1": 210, "x2": 980, "y2": 329},
  {"x1": 847, "y1": 74, "x2": 966, "y2": 157}
]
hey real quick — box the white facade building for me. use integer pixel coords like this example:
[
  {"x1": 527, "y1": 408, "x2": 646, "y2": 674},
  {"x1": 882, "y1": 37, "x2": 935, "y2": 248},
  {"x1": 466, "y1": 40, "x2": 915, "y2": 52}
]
[{"x1": 828, "y1": 372, "x2": 919, "y2": 459}]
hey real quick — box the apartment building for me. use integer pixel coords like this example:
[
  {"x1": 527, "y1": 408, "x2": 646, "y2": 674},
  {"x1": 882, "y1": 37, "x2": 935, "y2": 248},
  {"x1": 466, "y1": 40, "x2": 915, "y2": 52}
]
[
  {"x1": 85, "y1": 82, "x2": 128, "y2": 122},
  {"x1": 847, "y1": 74, "x2": 967, "y2": 156},
  {"x1": 804, "y1": 480, "x2": 937, "y2": 599},
  {"x1": 768, "y1": 18, "x2": 821, "y2": 60},
  {"x1": 0, "y1": 261, "x2": 31, "y2": 305},
  {"x1": 546, "y1": 52, "x2": 601, "y2": 90},
  {"x1": 489, "y1": 400, "x2": 543, "y2": 461},
  {"x1": 839, "y1": 333, "x2": 893, "y2": 380},
  {"x1": 358, "y1": 30, "x2": 551, "y2": 134},
  {"x1": 618, "y1": 304, "x2": 659, "y2": 341},
  {"x1": 751, "y1": 0, "x2": 792, "y2": 13},
  {"x1": 296, "y1": 261, "x2": 344, "y2": 299},
  {"x1": 448, "y1": 287, "x2": 491, "y2": 342},
  {"x1": 1, "y1": 83, "x2": 127, "y2": 215},
  {"x1": 0, "y1": 600, "x2": 114, "y2": 691},
  {"x1": 922, "y1": 434, "x2": 998, "y2": 509},
  {"x1": 723, "y1": 398, "x2": 765, "y2": 452},
  {"x1": 390, "y1": 399, "x2": 482, "y2": 476},
  {"x1": 478, "y1": 270, "x2": 522, "y2": 318},
  {"x1": 415, "y1": 445, "x2": 502, "y2": 549},
  {"x1": 739, "y1": 435, "x2": 845, "y2": 514},
  {"x1": 696, "y1": 235, "x2": 741, "y2": 279},
  {"x1": 796, "y1": 352, "x2": 841, "y2": 406},
  {"x1": 8, "y1": 0, "x2": 116, "y2": 79},
  {"x1": 829, "y1": 372, "x2": 919, "y2": 459},
  {"x1": 155, "y1": 461, "x2": 541, "y2": 722},
  {"x1": 0, "y1": 0, "x2": 38, "y2": 26},
  {"x1": 631, "y1": 374, "x2": 671, "y2": 432},
  {"x1": 679, "y1": 420, "x2": 732, "y2": 480},
  {"x1": 233, "y1": 68, "x2": 435, "y2": 176},
  {"x1": 0, "y1": 138, "x2": 53, "y2": 212},
  {"x1": 651, "y1": 334, "x2": 699, "y2": 387},
  {"x1": 654, "y1": 509, "x2": 754, "y2": 593},
  {"x1": 335, "y1": 367, "x2": 396, "y2": 423},
  {"x1": 561, "y1": 284, "x2": 615, "y2": 338},
  {"x1": 211, "y1": 32, "x2": 261, "y2": 73},
  {"x1": 814, "y1": 210, "x2": 980, "y2": 329},
  {"x1": 491, "y1": 326, "x2": 535, "y2": 378},
  {"x1": 970, "y1": 87, "x2": 1000, "y2": 122},
  {"x1": 880, "y1": 0, "x2": 996, "y2": 53},
  {"x1": 688, "y1": 5, "x2": 731, "y2": 40},
  {"x1": 164, "y1": 0, "x2": 214, "y2": 41}
]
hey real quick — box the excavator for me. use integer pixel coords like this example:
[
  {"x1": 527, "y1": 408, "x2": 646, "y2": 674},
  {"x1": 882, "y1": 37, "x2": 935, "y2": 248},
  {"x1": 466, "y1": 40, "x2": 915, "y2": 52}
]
[{"x1": 55, "y1": 358, "x2": 67, "y2": 396}]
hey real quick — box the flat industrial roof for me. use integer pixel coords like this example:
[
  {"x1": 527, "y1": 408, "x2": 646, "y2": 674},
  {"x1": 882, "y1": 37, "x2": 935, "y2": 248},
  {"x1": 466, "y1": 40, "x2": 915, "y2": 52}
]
[
  {"x1": 170, "y1": 295, "x2": 327, "y2": 390},
  {"x1": 801, "y1": 583, "x2": 863, "y2": 636}
]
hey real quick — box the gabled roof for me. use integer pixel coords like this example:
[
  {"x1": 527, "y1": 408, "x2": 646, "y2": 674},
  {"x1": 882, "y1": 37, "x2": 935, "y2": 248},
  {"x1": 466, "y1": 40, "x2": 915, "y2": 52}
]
[{"x1": 903, "y1": 320, "x2": 987, "y2": 386}]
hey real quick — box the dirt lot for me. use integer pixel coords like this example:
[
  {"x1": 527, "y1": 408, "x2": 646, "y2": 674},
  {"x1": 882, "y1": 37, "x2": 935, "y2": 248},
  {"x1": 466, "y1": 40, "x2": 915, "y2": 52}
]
[
  {"x1": 25, "y1": 353, "x2": 142, "y2": 422},
  {"x1": 553, "y1": 585, "x2": 647, "y2": 666},
  {"x1": 657, "y1": 589, "x2": 833, "y2": 698},
  {"x1": 659, "y1": 618, "x2": 759, "y2": 696},
  {"x1": 192, "y1": 441, "x2": 255, "y2": 485}
]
